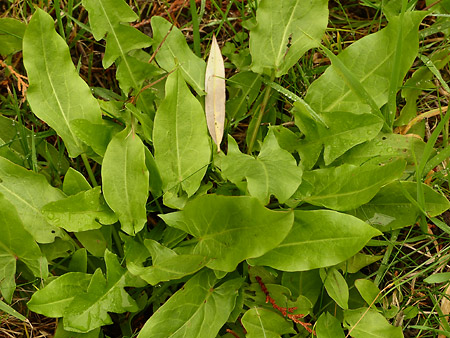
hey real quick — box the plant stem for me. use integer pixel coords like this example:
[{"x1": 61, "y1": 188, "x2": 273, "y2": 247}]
[
  {"x1": 81, "y1": 153, "x2": 98, "y2": 187},
  {"x1": 247, "y1": 73, "x2": 275, "y2": 154},
  {"x1": 112, "y1": 224, "x2": 125, "y2": 258},
  {"x1": 189, "y1": 0, "x2": 201, "y2": 57}
]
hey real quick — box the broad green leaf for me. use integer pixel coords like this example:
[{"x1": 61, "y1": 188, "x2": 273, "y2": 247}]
[
  {"x1": 144, "y1": 148, "x2": 162, "y2": 197},
  {"x1": 69, "y1": 248, "x2": 88, "y2": 273},
  {"x1": 335, "y1": 133, "x2": 427, "y2": 166},
  {"x1": 305, "y1": 12, "x2": 425, "y2": 116},
  {"x1": 64, "y1": 250, "x2": 139, "y2": 333},
  {"x1": 294, "y1": 108, "x2": 383, "y2": 168},
  {"x1": 241, "y1": 307, "x2": 295, "y2": 338},
  {"x1": 161, "y1": 194, "x2": 294, "y2": 272},
  {"x1": 316, "y1": 312, "x2": 345, "y2": 338},
  {"x1": 0, "y1": 157, "x2": 66, "y2": 243},
  {"x1": 338, "y1": 253, "x2": 382, "y2": 274},
  {"x1": 205, "y1": 34, "x2": 226, "y2": 151},
  {"x1": 249, "y1": 0, "x2": 328, "y2": 76},
  {"x1": 40, "y1": 238, "x2": 75, "y2": 261},
  {"x1": 344, "y1": 307, "x2": 404, "y2": 338},
  {"x1": 62, "y1": 168, "x2": 91, "y2": 196},
  {"x1": 248, "y1": 210, "x2": 381, "y2": 271},
  {"x1": 151, "y1": 16, "x2": 206, "y2": 94},
  {"x1": 219, "y1": 132, "x2": 302, "y2": 204},
  {"x1": 23, "y1": 8, "x2": 102, "y2": 158},
  {"x1": 71, "y1": 119, "x2": 122, "y2": 157},
  {"x1": 226, "y1": 71, "x2": 262, "y2": 121},
  {"x1": 321, "y1": 268, "x2": 349, "y2": 309},
  {"x1": 27, "y1": 272, "x2": 92, "y2": 317},
  {"x1": 293, "y1": 159, "x2": 406, "y2": 211},
  {"x1": 281, "y1": 270, "x2": 322, "y2": 305},
  {"x1": 102, "y1": 128, "x2": 149, "y2": 235},
  {"x1": 137, "y1": 270, "x2": 242, "y2": 338},
  {"x1": 153, "y1": 70, "x2": 211, "y2": 198},
  {"x1": 42, "y1": 186, "x2": 118, "y2": 232},
  {"x1": 0, "y1": 18, "x2": 26, "y2": 55},
  {"x1": 127, "y1": 239, "x2": 208, "y2": 285},
  {"x1": 424, "y1": 272, "x2": 450, "y2": 284},
  {"x1": 0, "y1": 194, "x2": 48, "y2": 303},
  {"x1": 75, "y1": 229, "x2": 108, "y2": 257},
  {"x1": 82, "y1": 0, "x2": 152, "y2": 68},
  {"x1": 355, "y1": 279, "x2": 380, "y2": 306},
  {"x1": 54, "y1": 319, "x2": 100, "y2": 338},
  {"x1": 348, "y1": 181, "x2": 450, "y2": 231}
]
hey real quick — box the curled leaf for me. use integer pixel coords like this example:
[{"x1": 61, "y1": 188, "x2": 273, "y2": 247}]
[{"x1": 205, "y1": 35, "x2": 225, "y2": 151}]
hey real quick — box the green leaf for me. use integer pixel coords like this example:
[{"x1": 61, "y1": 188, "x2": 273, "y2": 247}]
[
  {"x1": 344, "y1": 307, "x2": 404, "y2": 338},
  {"x1": 127, "y1": 239, "x2": 208, "y2": 285},
  {"x1": 82, "y1": 0, "x2": 152, "y2": 68},
  {"x1": 281, "y1": 270, "x2": 322, "y2": 305},
  {"x1": 355, "y1": 279, "x2": 380, "y2": 306},
  {"x1": 153, "y1": 69, "x2": 211, "y2": 198},
  {"x1": 294, "y1": 109, "x2": 383, "y2": 168},
  {"x1": 219, "y1": 132, "x2": 302, "y2": 204},
  {"x1": 321, "y1": 268, "x2": 349, "y2": 309},
  {"x1": 226, "y1": 71, "x2": 262, "y2": 121},
  {"x1": 161, "y1": 194, "x2": 294, "y2": 272},
  {"x1": 335, "y1": 133, "x2": 427, "y2": 166},
  {"x1": 71, "y1": 119, "x2": 122, "y2": 157},
  {"x1": 62, "y1": 168, "x2": 91, "y2": 196},
  {"x1": 338, "y1": 253, "x2": 382, "y2": 274},
  {"x1": 102, "y1": 128, "x2": 149, "y2": 235},
  {"x1": 0, "y1": 298, "x2": 27, "y2": 322},
  {"x1": 42, "y1": 186, "x2": 118, "y2": 232},
  {"x1": 75, "y1": 229, "x2": 108, "y2": 257},
  {"x1": 0, "y1": 18, "x2": 26, "y2": 55},
  {"x1": 64, "y1": 250, "x2": 138, "y2": 333},
  {"x1": 241, "y1": 307, "x2": 295, "y2": 338},
  {"x1": 151, "y1": 16, "x2": 206, "y2": 94},
  {"x1": 137, "y1": 270, "x2": 242, "y2": 338},
  {"x1": 316, "y1": 312, "x2": 345, "y2": 338},
  {"x1": 23, "y1": 8, "x2": 102, "y2": 158},
  {"x1": 116, "y1": 54, "x2": 162, "y2": 94},
  {"x1": 294, "y1": 160, "x2": 406, "y2": 211},
  {"x1": 424, "y1": 272, "x2": 450, "y2": 284},
  {"x1": 144, "y1": 148, "x2": 163, "y2": 198},
  {"x1": 0, "y1": 194, "x2": 48, "y2": 303},
  {"x1": 305, "y1": 12, "x2": 425, "y2": 117},
  {"x1": 27, "y1": 272, "x2": 92, "y2": 317},
  {"x1": 54, "y1": 319, "x2": 101, "y2": 338},
  {"x1": 348, "y1": 181, "x2": 450, "y2": 231},
  {"x1": 249, "y1": 0, "x2": 328, "y2": 77},
  {"x1": 0, "y1": 156, "x2": 66, "y2": 243},
  {"x1": 248, "y1": 210, "x2": 381, "y2": 271}
]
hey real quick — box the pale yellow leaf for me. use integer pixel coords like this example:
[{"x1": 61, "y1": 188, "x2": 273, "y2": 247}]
[
  {"x1": 205, "y1": 34, "x2": 225, "y2": 152},
  {"x1": 438, "y1": 283, "x2": 450, "y2": 338}
]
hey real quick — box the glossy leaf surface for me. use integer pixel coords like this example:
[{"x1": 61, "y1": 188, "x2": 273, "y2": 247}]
[
  {"x1": 250, "y1": 0, "x2": 328, "y2": 76},
  {"x1": 242, "y1": 307, "x2": 295, "y2": 338},
  {"x1": 205, "y1": 35, "x2": 226, "y2": 151},
  {"x1": 23, "y1": 9, "x2": 102, "y2": 157},
  {"x1": 349, "y1": 181, "x2": 450, "y2": 231},
  {"x1": 294, "y1": 160, "x2": 406, "y2": 211},
  {"x1": 0, "y1": 194, "x2": 48, "y2": 303},
  {"x1": 0, "y1": 18, "x2": 26, "y2": 55},
  {"x1": 219, "y1": 132, "x2": 302, "y2": 204},
  {"x1": 127, "y1": 239, "x2": 208, "y2": 285},
  {"x1": 153, "y1": 70, "x2": 210, "y2": 198},
  {"x1": 305, "y1": 12, "x2": 425, "y2": 116},
  {"x1": 137, "y1": 270, "x2": 242, "y2": 337},
  {"x1": 27, "y1": 272, "x2": 92, "y2": 317},
  {"x1": 248, "y1": 210, "x2": 381, "y2": 271},
  {"x1": 102, "y1": 128, "x2": 149, "y2": 235},
  {"x1": 64, "y1": 250, "x2": 139, "y2": 332},
  {"x1": 161, "y1": 195, "x2": 294, "y2": 271},
  {"x1": 42, "y1": 186, "x2": 118, "y2": 232},
  {"x1": 0, "y1": 157, "x2": 65, "y2": 243},
  {"x1": 344, "y1": 308, "x2": 403, "y2": 338},
  {"x1": 151, "y1": 16, "x2": 206, "y2": 94}
]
